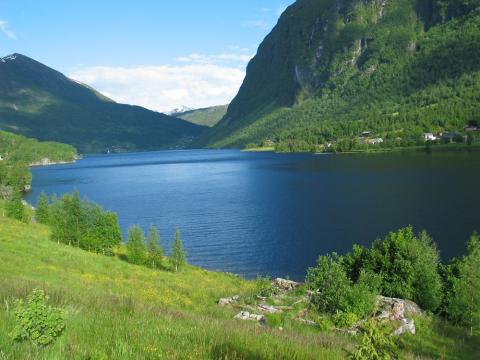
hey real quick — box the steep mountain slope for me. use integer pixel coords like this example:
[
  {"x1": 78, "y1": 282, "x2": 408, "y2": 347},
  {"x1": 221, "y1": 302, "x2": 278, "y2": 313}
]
[
  {"x1": 172, "y1": 105, "x2": 228, "y2": 127},
  {"x1": 0, "y1": 54, "x2": 206, "y2": 153},
  {"x1": 197, "y1": 0, "x2": 480, "y2": 149}
]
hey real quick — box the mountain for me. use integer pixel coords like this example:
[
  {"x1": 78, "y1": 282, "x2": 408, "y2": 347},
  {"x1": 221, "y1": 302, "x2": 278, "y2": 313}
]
[
  {"x1": 167, "y1": 106, "x2": 194, "y2": 115},
  {"x1": 172, "y1": 105, "x2": 228, "y2": 127},
  {"x1": 0, "y1": 54, "x2": 207, "y2": 153},
  {"x1": 197, "y1": 0, "x2": 480, "y2": 149}
]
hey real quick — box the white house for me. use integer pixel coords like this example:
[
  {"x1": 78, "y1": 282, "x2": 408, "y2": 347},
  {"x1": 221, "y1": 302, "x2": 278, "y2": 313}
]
[
  {"x1": 367, "y1": 138, "x2": 384, "y2": 145},
  {"x1": 424, "y1": 133, "x2": 437, "y2": 141}
]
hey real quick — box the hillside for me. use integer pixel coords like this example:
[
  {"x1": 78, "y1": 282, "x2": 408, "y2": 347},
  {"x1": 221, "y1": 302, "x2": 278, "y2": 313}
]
[
  {"x1": 1, "y1": 199, "x2": 479, "y2": 359},
  {"x1": 172, "y1": 105, "x2": 228, "y2": 127},
  {"x1": 0, "y1": 54, "x2": 207, "y2": 153},
  {"x1": 0, "y1": 130, "x2": 77, "y2": 194},
  {"x1": 0, "y1": 200, "x2": 353, "y2": 359},
  {"x1": 196, "y1": 0, "x2": 480, "y2": 149}
]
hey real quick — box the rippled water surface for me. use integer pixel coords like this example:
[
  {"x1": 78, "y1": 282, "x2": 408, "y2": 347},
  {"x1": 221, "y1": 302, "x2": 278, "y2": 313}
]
[{"x1": 26, "y1": 149, "x2": 480, "y2": 280}]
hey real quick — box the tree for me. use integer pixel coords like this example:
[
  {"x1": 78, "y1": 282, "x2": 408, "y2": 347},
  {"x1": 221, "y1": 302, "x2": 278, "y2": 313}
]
[
  {"x1": 447, "y1": 232, "x2": 480, "y2": 335},
  {"x1": 36, "y1": 192, "x2": 51, "y2": 224},
  {"x1": 363, "y1": 227, "x2": 443, "y2": 311},
  {"x1": 6, "y1": 193, "x2": 29, "y2": 223},
  {"x1": 306, "y1": 254, "x2": 353, "y2": 314},
  {"x1": 170, "y1": 229, "x2": 186, "y2": 272},
  {"x1": 146, "y1": 225, "x2": 163, "y2": 269},
  {"x1": 126, "y1": 225, "x2": 147, "y2": 265}
]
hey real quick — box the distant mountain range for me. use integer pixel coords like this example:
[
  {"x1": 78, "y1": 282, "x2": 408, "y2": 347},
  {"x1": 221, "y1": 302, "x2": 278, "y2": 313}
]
[
  {"x1": 195, "y1": 0, "x2": 480, "y2": 149},
  {"x1": 171, "y1": 105, "x2": 228, "y2": 127},
  {"x1": 0, "y1": 54, "x2": 206, "y2": 153}
]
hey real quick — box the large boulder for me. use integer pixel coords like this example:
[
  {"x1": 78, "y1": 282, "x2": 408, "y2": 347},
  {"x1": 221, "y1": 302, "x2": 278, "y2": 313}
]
[
  {"x1": 376, "y1": 296, "x2": 422, "y2": 321},
  {"x1": 375, "y1": 296, "x2": 422, "y2": 336}
]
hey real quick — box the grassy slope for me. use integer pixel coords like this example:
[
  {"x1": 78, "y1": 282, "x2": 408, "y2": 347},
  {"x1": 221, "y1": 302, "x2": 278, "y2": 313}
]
[
  {"x1": 175, "y1": 105, "x2": 228, "y2": 127},
  {"x1": 0, "y1": 202, "x2": 351, "y2": 359},
  {"x1": 0, "y1": 200, "x2": 478, "y2": 359}
]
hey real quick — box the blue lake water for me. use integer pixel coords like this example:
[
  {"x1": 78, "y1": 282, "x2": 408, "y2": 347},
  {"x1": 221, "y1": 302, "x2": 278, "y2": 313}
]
[{"x1": 26, "y1": 149, "x2": 480, "y2": 280}]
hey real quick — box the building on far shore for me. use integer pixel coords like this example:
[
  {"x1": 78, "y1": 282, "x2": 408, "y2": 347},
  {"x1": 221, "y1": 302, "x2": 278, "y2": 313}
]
[
  {"x1": 464, "y1": 125, "x2": 480, "y2": 132},
  {"x1": 424, "y1": 133, "x2": 437, "y2": 141}
]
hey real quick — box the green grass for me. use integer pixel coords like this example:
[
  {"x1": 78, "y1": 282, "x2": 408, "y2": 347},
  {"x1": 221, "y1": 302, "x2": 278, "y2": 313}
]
[
  {"x1": 0, "y1": 200, "x2": 478, "y2": 359},
  {"x1": 0, "y1": 201, "x2": 352, "y2": 359}
]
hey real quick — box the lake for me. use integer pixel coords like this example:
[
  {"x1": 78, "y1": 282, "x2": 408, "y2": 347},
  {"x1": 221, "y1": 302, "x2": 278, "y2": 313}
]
[{"x1": 26, "y1": 149, "x2": 480, "y2": 280}]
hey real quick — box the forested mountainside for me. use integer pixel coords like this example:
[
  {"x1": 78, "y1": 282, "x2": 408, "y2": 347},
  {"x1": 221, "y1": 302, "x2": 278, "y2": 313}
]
[
  {"x1": 196, "y1": 0, "x2": 480, "y2": 150},
  {"x1": 0, "y1": 54, "x2": 206, "y2": 153}
]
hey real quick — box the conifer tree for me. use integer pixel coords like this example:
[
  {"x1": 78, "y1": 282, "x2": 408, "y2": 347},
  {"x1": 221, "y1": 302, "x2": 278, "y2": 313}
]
[
  {"x1": 147, "y1": 225, "x2": 163, "y2": 269},
  {"x1": 170, "y1": 229, "x2": 186, "y2": 272},
  {"x1": 126, "y1": 225, "x2": 147, "y2": 265},
  {"x1": 35, "y1": 192, "x2": 51, "y2": 224}
]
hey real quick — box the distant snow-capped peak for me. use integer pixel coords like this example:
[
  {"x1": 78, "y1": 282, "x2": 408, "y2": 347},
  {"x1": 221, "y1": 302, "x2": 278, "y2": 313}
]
[
  {"x1": 167, "y1": 105, "x2": 193, "y2": 115},
  {"x1": 0, "y1": 54, "x2": 17, "y2": 63}
]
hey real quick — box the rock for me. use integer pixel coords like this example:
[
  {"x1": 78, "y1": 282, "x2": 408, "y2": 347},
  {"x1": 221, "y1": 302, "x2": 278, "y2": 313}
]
[
  {"x1": 234, "y1": 311, "x2": 266, "y2": 324},
  {"x1": 393, "y1": 318, "x2": 416, "y2": 336},
  {"x1": 257, "y1": 304, "x2": 281, "y2": 314},
  {"x1": 375, "y1": 296, "x2": 420, "y2": 336},
  {"x1": 272, "y1": 278, "x2": 301, "y2": 292},
  {"x1": 296, "y1": 318, "x2": 317, "y2": 326},
  {"x1": 376, "y1": 296, "x2": 422, "y2": 320},
  {"x1": 218, "y1": 295, "x2": 240, "y2": 306}
]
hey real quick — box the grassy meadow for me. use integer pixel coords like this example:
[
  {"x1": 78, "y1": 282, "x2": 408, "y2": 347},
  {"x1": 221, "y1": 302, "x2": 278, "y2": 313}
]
[{"x1": 0, "y1": 199, "x2": 478, "y2": 359}]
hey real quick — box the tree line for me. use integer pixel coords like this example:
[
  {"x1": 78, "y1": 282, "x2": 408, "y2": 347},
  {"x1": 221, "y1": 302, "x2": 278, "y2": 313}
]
[
  {"x1": 306, "y1": 226, "x2": 480, "y2": 335},
  {"x1": 33, "y1": 191, "x2": 186, "y2": 272}
]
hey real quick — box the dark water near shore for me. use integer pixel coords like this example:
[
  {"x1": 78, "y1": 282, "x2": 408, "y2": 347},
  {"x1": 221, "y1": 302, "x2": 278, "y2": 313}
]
[{"x1": 26, "y1": 149, "x2": 480, "y2": 280}]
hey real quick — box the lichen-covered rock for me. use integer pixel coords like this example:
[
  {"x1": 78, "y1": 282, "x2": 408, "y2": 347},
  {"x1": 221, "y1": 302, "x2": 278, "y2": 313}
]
[
  {"x1": 218, "y1": 295, "x2": 239, "y2": 306},
  {"x1": 272, "y1": 278, "x2": 301, "y2": 292},
  {"x1": 234, "y1": 311, "x2": 266, "y2": 324},
  {"x1": 257, "y1": 304, "x2": 281, "y2": 314}
]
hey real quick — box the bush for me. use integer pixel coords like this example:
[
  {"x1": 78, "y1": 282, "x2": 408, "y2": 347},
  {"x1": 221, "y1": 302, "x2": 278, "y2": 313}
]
[
  {"x1": 344, "y1": 227, "x2": 443, "y2": 312},
  {"x1": 6, "y1": 194, "x2": 29, "y2": 223},
  {"x1": 10, "y1": 289, "x2": 65, "y2": 346},
  {"x1": 306, "y1": 255, "x2": 378, "y2": 318},
  {"x1": 255, "y1": 276, "x2": 277, "y2": 297},
  {"x1": 332, "y1": 312, "x2": 359, "y2": 328},
  {"x1": 350, "y1": 320, "x2": 398, "y2": 360}
]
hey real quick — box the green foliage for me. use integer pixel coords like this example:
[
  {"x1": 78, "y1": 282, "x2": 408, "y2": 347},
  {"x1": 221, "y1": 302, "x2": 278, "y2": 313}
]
[
  {"x1": 343, "y1": 227, "x2": 443, "y2": 311},
  {"x1": 332, "y1": 312, "x2": 359, "y2": 328},
  {"x1": 350, "y1": 320, "x2": 398, "y2": 360},
  {"x1": 10, "y1": 289, "x2": 65, "y2": 346},
  {"x1": 146, "y1": 225, "x2": 163, "y2": 269},
  {"x1": 0, "y1": 130, "x2": 77, "y2": 193},
  {"x1": 306, "y1": 254, "x2": 378, "y2": 318},
  {"x1": 35, "y1": 192, "x2": 50, "y2": 224},
  {"x1": 198, "y1": 0, "x2": 480, "y2": 152},
  {"x1": 255, "y1": 276, "x2": 277, "y2": 297},
  {"x1": 170, "y1": 229, "x2": 186, "y2": 272},
  {"x1": 46, "y1": 192, "x2": 121, "y2": 254},
  {"x1": 6, "y1": 194, "x2": 29, "y2": 223},
  {"x1": 446, "y1": 232, "x2": 480, "y2": 334},
  {"x1": 126, "y1": 226, "x2": 147, "y2": 265}
]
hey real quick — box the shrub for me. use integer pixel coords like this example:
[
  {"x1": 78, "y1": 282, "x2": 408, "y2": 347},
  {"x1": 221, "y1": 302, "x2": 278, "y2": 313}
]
[
  {"x1": 350, "y1": 320, "x2": 398, "y2": 360},
  {"x1": 332, "y1": 312, "x2": 359, "y2": 328},
  {"x1": 10, "y1": 289, "x2": 65, "y2": 346},
  {"x1": 255, "y1": 276, "x2": 277, "y2": 297},
  {"x1": 6, "y1": 194, "x2": 29, "y2": 223}
]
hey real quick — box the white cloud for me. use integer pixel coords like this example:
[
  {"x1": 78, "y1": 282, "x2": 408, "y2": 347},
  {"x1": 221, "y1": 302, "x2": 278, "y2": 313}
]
[
  {"x1": 0, "y1": 20, "x2": 16, "y2": 39},
  {"x1": 175, "y1": 52, "x2": 253, "y2": 64},
  {"x1": 69, "y1": 63, "x2": 245, "y2": 113}
]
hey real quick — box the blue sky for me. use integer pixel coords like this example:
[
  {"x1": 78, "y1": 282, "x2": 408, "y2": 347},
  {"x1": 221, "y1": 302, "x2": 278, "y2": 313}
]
[{"x1": 0, "y1": 1, "x2": 293, "y2": 112}]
